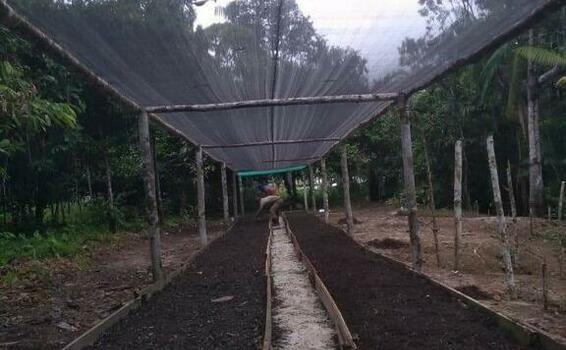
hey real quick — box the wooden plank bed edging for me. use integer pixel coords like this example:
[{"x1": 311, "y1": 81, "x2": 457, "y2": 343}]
[
  {"x1": 262, "y1": 220, "x2": 274, "y2": 350},
  {"x1": 62, "y1": 220, "x2": 239, "y2": 350},
  {"x1": 281, "y1": 214, "x2": 358, "y2": 350},
  {"x1": 308, "y1": 214, "x2": 566, "y2": 350}
]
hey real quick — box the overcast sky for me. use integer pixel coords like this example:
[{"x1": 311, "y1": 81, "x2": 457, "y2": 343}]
[{"x1": 194, "y1": 0, "x2": 428, "y2": 79}]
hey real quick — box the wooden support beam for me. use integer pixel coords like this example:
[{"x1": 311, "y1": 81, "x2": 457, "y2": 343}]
[
  {"x1": 341, "y1": 148, "x2": 354, "y2": 234},
  {"x1": 138, "y1": 111, "x2": 163, "y2": 283},
  {"x1": 196, "y1": 146, "x2": 208, "y2": 246},
  {"x1": 303, "y1": 172, "x2": 309, "y2": 213},
  {"x1": 454, "y1": 140, "x2": 463, "y2": 271},
  {"x1": 232, "y1": 171, "x2": 239, "y2": 217},
  {"x1": 238, "y1": 175, "x2": 245, "y2": 215},
  {"x1": 221, "y1": 162, "x2": 229, "y2": 222},
  {"x1": 202, "y1": 138, "x2": 341, "y2": 149},
  {"x1": 506, "y1": 160, "x2": 518, "y2": 223},
  {"x1": 398, "y1": 95, "x2": 422, "y2": 271},
  {"x1": 309, "y1": 165, "x2": 317, "y2": 215},
  {"x1": 486, "y1": 135, "x2": 516, "y2": 298},
  {"x1": 146, "y1": 93, "x2": 399, "y2": 114},
  {"x1": 321, "y1": 158, "x2": 330, "y2": 224},
  {"x1": 261, "y1": 156, "x2": 321, "y2": 163}
]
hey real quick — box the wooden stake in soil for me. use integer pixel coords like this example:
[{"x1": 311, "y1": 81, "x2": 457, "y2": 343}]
[
  {"x1": 542, "y1": 260, "x2": 549, "y2": 310},
  {"x1": 341, "y1": 147, "x2": 354, "y2": 235},
  {"x1": 232, "y1": 171, "x2": 239, "y2": 217},
  {"x1": 196, "y1": 146, "x2": 208, "y2": 246},
  {"x1": 321, "y1": 158, "x2": 330, "y2": 224},
  {"x1": 309, "y1": 164, "x2": 317, "y2": 215},
  {"x1": 303, "y1": 172, "x2": 309, "y2": 212},
  {"x1": 559, "y1": 181, "x2": 565, "y2": 221},
  {"x1": 486, "y1": 135, "x2": 516, "y2": 297},
  {"x1": 398, "y1": 95, "x2": 422, "y2": 271},
  {"x1": 506, "y1": 160, "x2": 517, "y2": 223},
  {"x1": 138, "y1": 111, "x2": 163, "y2": 283},
  {"x1": 221, "y1": 162, "x2": 229, "y2": 222},
  {"x1": 238, "y1": 175, "x2": 245, "y2": 215},
  {"x1": 422, "y1": 132, "x2": 441, "y2": 267},
  {"x1": 548, "y1": 206, "x2": 552, "y2": 222},
  {"x1": 454, "y1": 140, "x2": 463, "y2": 271}
]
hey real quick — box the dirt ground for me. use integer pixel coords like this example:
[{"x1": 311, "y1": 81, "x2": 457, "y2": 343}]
[
  {"x1": 329, "y1": 203, "x2": 566, "y2": 344},
  {"x1": 0, "y1": 220, "x2": 228, "y2": 350}
]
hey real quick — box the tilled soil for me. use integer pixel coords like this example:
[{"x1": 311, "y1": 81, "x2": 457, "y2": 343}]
[
  {"x1": 287, "y1": 213, "x2": 525, "y2": 350},
  {"x1": 92, "y1": 219, "x2": 267, "y2": 350}
]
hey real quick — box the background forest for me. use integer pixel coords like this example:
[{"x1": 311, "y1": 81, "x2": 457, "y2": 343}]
[{"x1": 0, "y1": 0, "x2": 564, "y2": 268}]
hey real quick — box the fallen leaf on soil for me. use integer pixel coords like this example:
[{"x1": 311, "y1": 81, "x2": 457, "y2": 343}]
[{"x1": 211, "y1": 296, "x2": 234, "y2": 303}]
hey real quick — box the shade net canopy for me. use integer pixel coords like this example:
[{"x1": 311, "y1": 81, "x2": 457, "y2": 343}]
[{"x1": 2, "y1": 0, "x2": 558, "y2": 170}]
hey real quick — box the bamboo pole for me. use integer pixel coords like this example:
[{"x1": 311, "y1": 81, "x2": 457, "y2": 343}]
[
  {"x1": 398, "y1": 96, "x2": 422, "y2": 271},
  {"x1": 232, "y1": 171, "x2": 239, "y2": 217},
  {"x1": 341, "y1": 147, "x2": 354, "y2": 235},
  {"x1": 486, "y1": 135, "x2": 516, "y2": 297},
  {"x1": 454, "y1": 140, "x2": 463, "y2": 271},
  {"x1": 309, "y1": 164, "x2": 317, "y2": 215},
  {"x1": 138, "y1": 111, "x2": 163, "y2": 283},
  {"x1": 321, "y1": 158, "x2": 330, "y2": 224},
  {"x1": 238, "y1": 175, "x2": 245, "y2": 216},
  {"x1": 422, "y1": 132, "x2": 441, "y2": 268},
  {"x1": 506, "y1": 161, "x2": 518, "y2": 223},
  {"x1": 196, "y1": 147, "x2": 208, "y2": 246},
  {"x1": 303, "y1": 173, "x2": 309, "y2": 212},
  {"x1": 146, "y1": 93, "x2": 399, "y2": 113},
  {"x1": 221, "y1": 162, "x2": 229, "y2": 222}
]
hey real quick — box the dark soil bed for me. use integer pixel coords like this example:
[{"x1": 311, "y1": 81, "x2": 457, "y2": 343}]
[
  {"x1": 367, "y1": 238, "x2": 409, "y2": 250},
  {"x1": 287, "y1": 213, "x2": 525, "y2": 350},
  {"x1": 91, "y1": 219, "x2": 267, "y2": 350},
  {"x1": 456, "y1": 285, "x2": 493, "y2": 300}
]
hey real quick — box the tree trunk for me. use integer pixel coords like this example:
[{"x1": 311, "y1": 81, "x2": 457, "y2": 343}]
[
  {"x1": 506, "y1": 161, "x2": 518, "y2": 222},
  {"x1": 238, "y1": 175, "x2": 245, "y2": 215},
  {"x1": 321, "y1": 158, "x2": 330, "y2": 223},
  {"x1": 221, "y1": 162, "x2": 230, "y2": 222},
  {"x1": 399, "y1": 96, "x2": 422, "y2": 271},
  {"x1": 559, "y1": 181, "x2": 564, "y2": 221},
  {"x1": 86, "y1": 165, "x2": 93, "y2": 199},
  {"x1": 232, "y1": 171, "x2": 239, "y2": 217},
  {"x1": 486, "y1": 135, "x2": 516, "y2": 298},
  {"x1": 309, "y1": 165, "x2": 317, "y2": 215},
  {"x1": 527, "y1": 29, "x2": 545, "y2": 216},
  {"x1": 102, "y1": 149, "x2": 116, "y2": 232},
  {"x1": 196, "y1": 147, "x2": 207, "y2": 246},
  {"x1": 454, "y1": 140, "x2": 463, "y2": 271},
  {"x1": 341, "y1": 148, "x2": 354, "y2": 234},
  {"x1": 138, "y1": 111, "x2": 163, "y2": 283},
  {"x1": 421, "y1": 132, "x2": 441, "y2": 268}
]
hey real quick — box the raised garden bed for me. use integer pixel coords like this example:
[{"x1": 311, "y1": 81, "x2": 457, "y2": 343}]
[
  {"x1": 286, "y1": 213, "x2": 527, "y2": 350},
  {"x1": 90, "y1": 219, "x2": 267, "y2": 350}
]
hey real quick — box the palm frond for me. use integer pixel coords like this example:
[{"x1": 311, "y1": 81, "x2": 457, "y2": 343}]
[
  {"x1": 556, "y1": 76, "x2": 566, "y2": 88},
  {"x1": 515, "y1": 46, "x2": 566, "y2": 67},
  {"x1": 479, "y1": 44, "x2": 510, "y2": 103}
]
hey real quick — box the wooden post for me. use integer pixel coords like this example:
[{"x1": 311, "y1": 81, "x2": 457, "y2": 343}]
[
  {"x1": 398, "y1": 95, "x2": 422, "y2": 271},
  {"x1": 454, "y1": 140, "x2": 463, "y2": 271},
  {"x1": 221, "y1": 162, "x2": 229, "y2": 222},
  {"x1": 559, "y1": 181, "x2": 565, "y2": 221},
  {"x1": 542, "y1": 260, "x2": 548, "y2": 310},
  {"x1": 138, "y1": 111, "x2": 163, "y2": 283},
  {"x1": 321, "y1": 158, "x2": 330, "y2": 223},
  {"x1": 303, "y1": 172, "x2": 309, "y2": 212},
  {"x1": 486, "y1": 135, "x2": 516, "y2": 297},
  {"x1": 548, "y1": 206, "x2": 552, "y2": 221},
  {"x1": 196, "y1": 147, "x2": 207, "y2": 246},
  {"x1": 232, "y1": 171, "x2": 239, "y2": 217},
  {"x1": 506, "y1": 161, "x2": 518, "y2": 223},
  {"x1": 341, "y1": 147, "x2": 354, "y2": 234},
  {"x1": 238, "y1": 175, "x2": 245, "y2": 216},
  {"x1": 309, "y1": 164, "x2": 317, "y2": 215},
  {"x1": 422, "y1": 132, "x2": 441, "y2": 268}
]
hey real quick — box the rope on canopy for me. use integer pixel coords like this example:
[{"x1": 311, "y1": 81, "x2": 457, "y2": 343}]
[{"x1": 145, "y1": 93, "x2": 399, "y2": 113}]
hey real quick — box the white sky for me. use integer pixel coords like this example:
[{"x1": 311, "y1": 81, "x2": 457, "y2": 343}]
[{"x1": 194, "y1": 0, "x2": 428, "y2": 78}]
